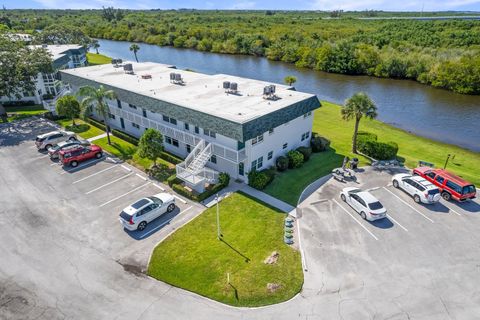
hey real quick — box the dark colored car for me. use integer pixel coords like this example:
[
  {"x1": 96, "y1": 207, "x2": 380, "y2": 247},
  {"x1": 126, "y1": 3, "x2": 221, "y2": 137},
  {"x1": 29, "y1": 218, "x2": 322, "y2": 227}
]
[
  {"x1": 413, "y1": 167, "x2": 476, "y2": 202},
  {"x1": 58, "y1": 144, "x2": 103, "y2": 167},
  {"x1": 48, "y1": 140, "x2": 90, "y2": 159}
]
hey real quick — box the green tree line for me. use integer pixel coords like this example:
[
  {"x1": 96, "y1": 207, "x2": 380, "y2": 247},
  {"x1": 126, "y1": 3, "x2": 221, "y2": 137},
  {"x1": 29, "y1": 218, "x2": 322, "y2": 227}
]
[{"x1": 3, "y1": 9, "x2": 480, "y2": 94}]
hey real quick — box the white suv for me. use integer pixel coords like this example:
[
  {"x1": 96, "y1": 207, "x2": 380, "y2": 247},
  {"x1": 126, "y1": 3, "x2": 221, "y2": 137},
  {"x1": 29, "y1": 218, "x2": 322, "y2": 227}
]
[
  {"x1": 119, "y1": 193, "x2": 176, "y2": 231},
  {"x1": 35, "y1": 130, "x2": 76, "y2": 150},
  {"x1": 392, "y1": 173, "x2": 441, "y2": 204}
]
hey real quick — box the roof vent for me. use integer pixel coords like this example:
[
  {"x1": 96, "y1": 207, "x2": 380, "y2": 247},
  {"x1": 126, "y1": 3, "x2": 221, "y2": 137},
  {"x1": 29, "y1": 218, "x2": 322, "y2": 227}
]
[
  {"x1": 224, "y1": 81, "x2": 239, "y2": 94},
  {"x1": 111, "y1": 58, "x2": 123, "y2": 68},
  {"x1": 170, "y1": 72, "x2": 184, "y2": 85},
  {"x1": 223, "y1": 81, "x2": 230, "y2": 89},
  {"x1": 263, "y1": 85, "x2": 279, "y2": 101},
  {"x1": 141, "y1": 74, "x2": 152, "y2": 79},
  {"x1": 123, "y1": 63, "x2": 134, "y2": 75}
]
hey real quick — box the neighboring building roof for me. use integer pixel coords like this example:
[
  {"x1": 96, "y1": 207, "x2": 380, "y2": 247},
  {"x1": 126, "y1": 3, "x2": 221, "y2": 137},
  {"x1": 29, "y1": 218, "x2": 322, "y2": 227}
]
[
  {"x1": 6, "y1": 33, "x2": 32, "y2": 42},
  {"x1": 29, "y1": 44, "x2": 85, "y2": 67},
  {"x1": 60, "y1": 62, "x2": 321, "y2": 142}
]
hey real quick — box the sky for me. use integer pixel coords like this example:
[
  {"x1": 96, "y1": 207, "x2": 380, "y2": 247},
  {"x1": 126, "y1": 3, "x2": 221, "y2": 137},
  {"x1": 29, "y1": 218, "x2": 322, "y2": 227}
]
[{"x1": 2, "y1": 0, "x2": 480, "y2": 11}]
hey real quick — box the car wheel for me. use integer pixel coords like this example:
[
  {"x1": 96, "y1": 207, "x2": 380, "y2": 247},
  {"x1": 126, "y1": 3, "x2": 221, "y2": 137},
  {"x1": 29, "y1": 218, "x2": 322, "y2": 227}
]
[
  {"x1": 393, "y1": 180, "x2": 399, "y2": 188},
  {"x1": 137, "y1": 221, "x2": 147, "y2": 231},
  {"x1": 70, "y1": 161, "x2": 78, "y2": 167},
  {"x1": 95, "y1": 152, "x2": 103, "y2": 159},
  {"x1": 44, "y1": 144, "x2": 52, "y2": 150},
  {"x1": 167, "y1": 203, "x2": 175, "y2": 213},
  {"x1": 69, "y1": 136, "x2": 77, "y2": 141},
  {"x1": 414, "y1": 195, "x2": 421, "y2": 203},
  {"x1": 340, "y1": 194, "x2": 346, "y2": 202},
  {"x1": 360, "y1": 212, "x2": 367, "y2": 220},
  {"x1": 442, "y1": 192, "x2": 451, "y2": 201}
]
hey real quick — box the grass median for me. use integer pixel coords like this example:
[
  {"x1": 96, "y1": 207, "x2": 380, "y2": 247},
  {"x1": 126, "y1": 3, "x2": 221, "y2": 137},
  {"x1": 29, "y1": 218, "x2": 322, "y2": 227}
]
[
  {"x1": 148, "y1": 192, "x2": 303, "y2": 307},
  {"x1": 55, "y1": 118, "x2": 104, "y2": 139},
  {"x1": 264, "y1": 101, "x2": 480, "y2": 206}
]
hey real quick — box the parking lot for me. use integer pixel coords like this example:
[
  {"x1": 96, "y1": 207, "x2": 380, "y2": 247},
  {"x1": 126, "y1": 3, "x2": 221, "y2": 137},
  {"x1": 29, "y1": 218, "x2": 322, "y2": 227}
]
[{"x1": 299, "y1": 167, "x2": 480, "y2": 319}]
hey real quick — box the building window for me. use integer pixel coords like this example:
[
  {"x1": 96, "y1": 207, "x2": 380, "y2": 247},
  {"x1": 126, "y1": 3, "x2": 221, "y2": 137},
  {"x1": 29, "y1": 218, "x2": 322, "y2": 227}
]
[
  {"x1": 269, "y1": 128, "x2": 274, "y2": 135},
  {"x1": 283, "y1": 143, "x2": 288, "y2": 149},
  {"x1": 204, "y1": 129, "x2": 216, "y2": 138},
  {"x1": 108, "y1": 113, "x2": 115, "y2": 120},
  {"x1": 163, "y1": 115, "x2": 177, "y2": 125},
  {"x1": 142, "y1": 109, "x2": 147, "y2": 118},
  {"x1": 186, "y1": 144, "x2": 191, "y2": 153},
  {"x1": 268, "y1": 151, "x2": 273, "y2": 160},
  {"x1": 210, "y1": 155, "x2": 217, "y2": 164},
  {"x1": 301, "y1": 133, "x2": 306, "y2": 141},
  {"x1": 238, "y1": 162, "x2": 244, "y2": 176},
  {"x1": 237, "y1": 141, "x2": 245, "y2": 150},
  {"x1": 172, "y1": 139, "x2": 179, "y2": 147},
  {"x1": 165, "y1": 136, "x2": 172, "y2": 144},
  {"x1": 305, "y1": 131, "x2": 310, "y2": 139},
  {"x1": 194, "y1": 126, "x2": 199, "y2": 134},
  {"x1": 184, "y1": 123, "x2": 190, "y2": 131},
  {"x1": 128, "y1": 104, "x2": 137, "y2": 109},
  {"x1": 163, "y1": 115, "x2": 169, "y2": 122},
  {"x1": 251, "y1": 134, "x2": 264, "y2": 145},
  {"x1": 251, "y1": 160, "x2": 257, "y2": 171},
  {"x1": 132, "y1": 122, "x2": 140, "y2": 129},
  {"x1": 117, "y1": 99, "x2": 122, "y2": 108},
  {"x1": 257, "y1": 156, "x2": 263, "y2": 169}
]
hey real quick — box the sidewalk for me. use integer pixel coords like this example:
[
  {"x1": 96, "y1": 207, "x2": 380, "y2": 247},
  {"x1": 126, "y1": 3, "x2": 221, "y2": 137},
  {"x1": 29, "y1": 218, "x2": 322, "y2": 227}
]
[
  {"x1": 201, "y1": 181, "x2": 243, "y2": 207},
  {"x1": 240, "y1": 184, "x2": 295, "y2": 213},
  {"x1": 87, "y1": 132, "x2": 107, "y2": 142}
]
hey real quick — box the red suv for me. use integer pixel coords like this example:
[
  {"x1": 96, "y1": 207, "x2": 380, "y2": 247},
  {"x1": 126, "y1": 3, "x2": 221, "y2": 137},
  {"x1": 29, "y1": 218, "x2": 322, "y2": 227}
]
[
  {"x1": 58, "y1": 144, "x2": 103, "y2": 167},
  {"x1": 413, "y1": 167, "x2": 476, "y2": 202}
]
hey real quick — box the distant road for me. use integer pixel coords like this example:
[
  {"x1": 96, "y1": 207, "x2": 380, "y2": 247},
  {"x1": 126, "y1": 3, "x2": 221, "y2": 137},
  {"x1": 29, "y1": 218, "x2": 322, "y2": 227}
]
[{"x1": 359, "y1": 16, "x2": 480, "y2": 20}]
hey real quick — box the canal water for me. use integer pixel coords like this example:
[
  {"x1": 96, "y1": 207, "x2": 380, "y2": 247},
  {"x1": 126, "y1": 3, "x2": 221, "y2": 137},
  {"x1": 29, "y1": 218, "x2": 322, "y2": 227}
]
[{"x1": 92, "y1": 39, "x2": 480, "y2": 152}]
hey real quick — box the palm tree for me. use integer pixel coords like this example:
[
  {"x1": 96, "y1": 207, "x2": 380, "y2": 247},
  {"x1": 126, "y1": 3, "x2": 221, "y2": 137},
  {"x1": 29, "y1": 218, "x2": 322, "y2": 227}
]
[
  {"x1": 78, "y1": 85, "x2": 117, "y2": 145},
  {"x1": 92, "y1": 40, "x2": 100, "y2": 54},
  {"x1": 341, "y1": 92, "x2": 377, "y2": 154},
  {"x1": 129, "y1": 43, "x2": 140, "y2": 62},
  {"x1": 284, "y1": 75, "x2": 297, "y2": 87}
]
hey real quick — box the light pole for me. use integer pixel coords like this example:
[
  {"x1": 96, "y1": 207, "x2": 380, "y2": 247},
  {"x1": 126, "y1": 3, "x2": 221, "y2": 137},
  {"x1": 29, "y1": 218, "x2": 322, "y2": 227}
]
[
  {"x1": 444, "y1": 154, "x2": 451, "y2": 169},
  {"x1": 216, "y1": 194, "x2": 222, "y2": 239}
]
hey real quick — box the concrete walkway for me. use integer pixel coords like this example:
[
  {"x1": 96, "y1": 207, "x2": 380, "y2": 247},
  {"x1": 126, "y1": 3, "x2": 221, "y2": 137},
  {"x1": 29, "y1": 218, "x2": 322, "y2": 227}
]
[
  {"x1": 201, "y1": 181, "x2": 243, "y2": 207},
  {"x1": 240, "y1": 184, "x2": 295, "y2": 212},
  {"x1": 87, "y1": 132, "x2": 107, "y2": 142}
]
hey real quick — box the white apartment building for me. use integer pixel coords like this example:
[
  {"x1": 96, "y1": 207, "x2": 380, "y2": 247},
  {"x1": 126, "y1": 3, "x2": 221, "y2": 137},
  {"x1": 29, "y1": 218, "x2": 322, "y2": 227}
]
[
  {"x1": 0, "y1": 44, "x2": 87, "y2": 106},
  {"x1": 60, "y1": 62, "x2": 320, "y2": 192}
]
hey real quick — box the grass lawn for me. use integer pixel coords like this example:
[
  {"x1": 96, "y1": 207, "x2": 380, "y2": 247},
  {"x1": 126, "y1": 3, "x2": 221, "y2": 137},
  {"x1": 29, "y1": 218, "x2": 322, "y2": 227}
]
[
  {"x1": 264, "y1": 101, "x2": 480, "y2": 206},
  {"x1": 94, "y1": 136, "x2": 137, "y2": 160},
  {"x1": 87, "y1": 52, "x2": 112, "y2": 65},
  {"x1": 5, "y1": 105, "x2": 48, "y2": 122},
  {"x1": 55, "y1": 118, "x2": 104, "y2": 139},
  {"x1": 148, "y1": 192, "x2": 303, "y2": 307}
]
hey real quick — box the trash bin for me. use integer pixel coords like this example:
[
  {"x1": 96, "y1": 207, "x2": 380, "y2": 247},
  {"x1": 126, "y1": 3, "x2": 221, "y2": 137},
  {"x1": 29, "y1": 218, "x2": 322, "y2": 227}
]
[{"x1": 350, "y1": 158, "x2": 359, "y2": 170}]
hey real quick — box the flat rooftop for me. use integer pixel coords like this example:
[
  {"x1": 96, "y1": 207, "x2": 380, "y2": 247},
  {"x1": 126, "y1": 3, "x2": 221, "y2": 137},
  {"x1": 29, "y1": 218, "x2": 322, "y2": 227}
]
[
  {"x1": 30, "y1": 44, "x2": 83, "y2": 62},
  {"x1": 61, "y1": 62, "x2": 317, "y2": 124}
]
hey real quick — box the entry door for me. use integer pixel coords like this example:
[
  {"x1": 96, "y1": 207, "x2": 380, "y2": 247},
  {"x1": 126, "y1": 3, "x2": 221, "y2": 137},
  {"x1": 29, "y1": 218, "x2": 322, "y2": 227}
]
[{"x1": 120, "y1": 117, "x2": 125, "y2": 129}]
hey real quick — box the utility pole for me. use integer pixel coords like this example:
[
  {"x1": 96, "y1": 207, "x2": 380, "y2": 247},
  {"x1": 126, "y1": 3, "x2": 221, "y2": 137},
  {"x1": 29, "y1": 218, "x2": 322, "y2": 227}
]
[
  {"x1": 444, "y1": 154, "x2": 451, "y2": 169},
  {"x1": 216, "y1": 194, "x2": 222, "y2": 239}
]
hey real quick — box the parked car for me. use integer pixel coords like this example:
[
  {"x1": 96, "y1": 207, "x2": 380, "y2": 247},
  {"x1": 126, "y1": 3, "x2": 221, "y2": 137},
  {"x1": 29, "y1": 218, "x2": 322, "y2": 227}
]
[
  {"x1": 413, "y1": 167, "x2": 476, "y2": 202},
  {"x1": 392, "y1": 173, "x2": 441, "y2": 204},
  {"x1": 119, "y1": 194, "x2": 176, "y2": 231},
  {"x1": 35, "y1": 130, "x2": 76, "y2": 150},
  {"x1": 340, "y1": 187, "x2": 387, "y2": 221},
  {"x1": 58, "y1": 144, "x2": 103, "y2": 167},
  {"x1": 48, "y1": 140, "x2": 90, "y2": 159}
]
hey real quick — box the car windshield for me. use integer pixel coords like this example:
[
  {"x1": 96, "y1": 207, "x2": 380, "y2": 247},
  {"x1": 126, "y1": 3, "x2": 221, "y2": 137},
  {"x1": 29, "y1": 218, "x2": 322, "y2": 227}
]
[
  {"x1": 119, "y1": 211, "x2": 132, "y2": 221},
  {"x1": 36, "y1": 136, "x2": 45, "y2": 142},
  {"x1": 368, "y1": 201, "x2": 383, "y2": 210},
  {"x1": 462, "y1": 185, "x2": 476, "y2": 195},
  {"x1": 148, "y1": 196, "x2": 163, "y2": 205},
  {"x1": 131, "y1": 198, "x2": 149, "y2": 209},
  {"x1": 428, "y1": 189, "x2": 440, "y2": 195}
]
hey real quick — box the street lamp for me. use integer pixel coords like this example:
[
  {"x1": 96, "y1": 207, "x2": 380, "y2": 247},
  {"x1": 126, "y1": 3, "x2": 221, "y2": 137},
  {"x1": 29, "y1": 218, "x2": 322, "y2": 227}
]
[
  {"x1": 216, "y1": 194, "x2": 222, "y2": 239},
  {"x1": 444, "y1": 154, "x2": 451, "y2": 169}
]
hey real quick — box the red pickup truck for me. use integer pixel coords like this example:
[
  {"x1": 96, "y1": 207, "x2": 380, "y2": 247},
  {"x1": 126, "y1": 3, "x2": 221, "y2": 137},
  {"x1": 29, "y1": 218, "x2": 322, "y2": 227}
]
[
  {"x1": 413, "y1": 167, "x2": 476, "y2": 202},
  {"x1": 59, "y1": 144, "x2": 103, "y2": 167}
]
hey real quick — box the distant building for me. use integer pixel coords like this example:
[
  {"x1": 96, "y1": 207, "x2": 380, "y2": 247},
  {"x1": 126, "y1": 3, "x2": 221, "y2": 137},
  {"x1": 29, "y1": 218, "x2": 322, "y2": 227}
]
[
  {"x1": 0, "y1": 44, "x2": 87, "y2": 107},
  {"x1": 6, "y1": 33, "x2": 33, "y2": 43},
  {"x1": 61, "y1": 62, "x2": 321, "y2": 191}
]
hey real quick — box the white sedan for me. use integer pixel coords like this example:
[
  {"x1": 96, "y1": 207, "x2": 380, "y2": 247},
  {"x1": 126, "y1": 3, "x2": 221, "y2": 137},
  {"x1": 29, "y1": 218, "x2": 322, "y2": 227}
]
[
  {"x1": 119, "y1": 193, "x2": 176, "y2": 231},
  {"x1": 340, "y1": 187, "x2": 387, "y2": 221}
]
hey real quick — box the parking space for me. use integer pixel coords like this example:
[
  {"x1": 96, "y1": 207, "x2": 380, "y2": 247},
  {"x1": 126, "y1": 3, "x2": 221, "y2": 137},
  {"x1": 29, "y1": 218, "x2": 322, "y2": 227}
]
[
  {"x1": 299, "y1": 167, "x2": 480, "y2": 319},
  {"x1": 2, "y1": 118, "x2": 204, "y2": 269}
]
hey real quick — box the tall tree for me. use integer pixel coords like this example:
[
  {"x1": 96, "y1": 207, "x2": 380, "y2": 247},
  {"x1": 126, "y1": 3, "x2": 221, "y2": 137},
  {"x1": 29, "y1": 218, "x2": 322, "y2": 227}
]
[
  {"x1": 34, "y1": 25, "x2": 91, "y2": 45},
  {"x1": 77, "y1": 85, "x2": 116, "y2": 145},
  {"x1": 341, "y1": 92, "x2": 378, "y2": 154},
  {"x1": 92, "y1": 39, "x2": 100, "y2": 54},
  {"x1": 0, "y1": 36, "x2": 52, "y2": 109},
  {"x1": 137, "y1": 128, "x2": 164, "y2": 167},
  {"x1": 56, "y1": 95, "x2": 80, "y2": 126},
  {"x1": 129, "y1": 43, "x2": 140, "y2": 62},
  {"x1": 284, "y1": 75, "x2": 297, "y2": 86}
]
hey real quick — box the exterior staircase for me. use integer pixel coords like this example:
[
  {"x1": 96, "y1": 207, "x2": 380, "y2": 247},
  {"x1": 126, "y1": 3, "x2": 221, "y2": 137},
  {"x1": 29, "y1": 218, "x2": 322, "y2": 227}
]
[{"x1": 176, "y1": 139, "x2": 219, "y2": 192}]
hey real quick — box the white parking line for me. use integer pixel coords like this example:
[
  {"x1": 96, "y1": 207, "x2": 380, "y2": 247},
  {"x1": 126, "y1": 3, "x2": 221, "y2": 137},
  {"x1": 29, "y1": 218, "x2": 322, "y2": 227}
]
[
  {"x1": 152, "y1": 183, "x2": 165, "y2": 191},
  {"x1": 121, "y1": 164, "x2": 132, "y2": 172},
  {"x1": 383, "y1": 187, "x2": 435, "y2": 223},
  {"x1": 386, "y1": 214, "x2": 409, "y2": 232},
  {"x1": 60, "y1": 157, "x2": 106, "y2": 174},
  {"x1": 332, "y1": 199, "x2": 379, "y2": 241},
  {"x1": 73, "y1": 165, "x2": 118, "y2": 184},
  {"x1": 442, "y1": 203, "x2": 461, "y2": 216},
  {"x1": 85, "y1": 172, "x2": 134, "y2": 194},
  {"x1": 139, "y1": 206, "x2": 193, "y2": 239},
  {"x1": 99, "y1": 182, "x2": 151, "y2": 207},
  {"x1": 174, "y1": 195, "x2": 188, "y2": 204},
  {"x1": 33, "y1": 154, "x2": 49, "y2": 160},
  {"x1": 50, "y1": 163, "x2": 59, "y2": 166},
  {"x1": 135, "y1": 173, "x2": 148, "y2": 181}
]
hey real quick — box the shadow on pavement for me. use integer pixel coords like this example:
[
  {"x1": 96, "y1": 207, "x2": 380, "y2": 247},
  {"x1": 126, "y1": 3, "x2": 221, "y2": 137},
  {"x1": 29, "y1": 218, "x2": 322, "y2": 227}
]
[
  {"x1": 370, "y1": 217, "x2": 394, "y2": 229},
  {"x1": 0, "y1": 117, "x2": 58, "y2": 147},
  {"x1": 124, "y1": 207, "x2": 181, "y2": 240},
  {"x1": 451, "y1": 200, "x2": 480, "y2": 213},
  {"x1": 420, "y1": 202, "x2": 450, "y2": 213}
]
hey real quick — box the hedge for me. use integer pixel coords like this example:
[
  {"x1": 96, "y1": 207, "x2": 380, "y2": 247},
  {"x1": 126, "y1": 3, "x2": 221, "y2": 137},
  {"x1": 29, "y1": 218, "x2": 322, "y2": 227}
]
[
  {"x1": 112, "y1": 129, "x2": 139, "y2": 146},
  {"x1": 171, "y1": 172, "x2": 230, "y2": 202},
  {"x1": 276, "y1": 156, "x2": 289, "y2": 171},
  {"x1": 160, "y1": 151, "x2": 182, "y2": 165},
  {"x1": 248, "y1": 168, "x2": 275, "y2": 190},
  {"x1": 310, "y1": 133, "x2": 331, "y2": 152},
  {"x1": 2, "y1": 100, "x2": 36, "y2": 107},
  {"x1": 287, "y1": 150, "x2": 304, "y2": 168},
  {"x1": 85, "y1": 117, "x2": 106, "y2": 131},
  {"x1": 297, "y1": 146, "x2": 312, "y2": 162},
  {"x1": 357, "y1": 131, "x2": 398, "y2": 160}
]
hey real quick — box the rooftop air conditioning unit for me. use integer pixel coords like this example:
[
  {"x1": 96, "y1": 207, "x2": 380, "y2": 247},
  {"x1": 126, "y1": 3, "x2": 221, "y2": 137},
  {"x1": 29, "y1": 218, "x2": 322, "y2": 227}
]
[
  {"x1": 123, "y1": 63, "x2": 134, "y2": 74},
  {"x1": 230, "y1": 82, "x2": 238, "y2": 92},
  {"x1": 223, "y1": 81, "x2": 231, "y2": 89},
  {"x1": 263, "y1": 85, "x2": 278, "y2": 100}
]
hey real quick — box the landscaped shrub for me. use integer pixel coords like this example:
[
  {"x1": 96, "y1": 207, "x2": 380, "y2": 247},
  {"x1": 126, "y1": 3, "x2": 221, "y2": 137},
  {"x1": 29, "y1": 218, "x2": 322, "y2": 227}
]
[
  {"x1": 296, "y1": 146, "x2": 312, "y2": 161},
  {"x1": 85, "y1": 117, "x2": 106, "y2": 130},
  {"x1": 3, "y1": 100, "x2": 36, "y2": 107},
  {"x1": 146, "y1": 163, "x2": 175, "y2": 182},
  {"x1": 218, "y1": 172, "x2": 230, "y2": 186},
  {"x1": 248, "y1": 169, "x2": 275, "y2": 190},
  {"x1": 310, "y1": 133, "x2": 331, "y2": 152},
  {"x1": 276, "y1": 156, "x2": 289, "y2": 171},
  {"x1": 171, "y1": 179, "x2": 229, "y2": 202},
  {"x1": 287, "y1": 150, "x2": 304, "y2": 169},
  {"x1": 159, "y1": 151, "x2": 182, "y2": 165},
  {"x1": 112, "y1": 129, "x2": 139, "y2": 146},
  {"x1": 356, "y1": 132, "x2": 398, "y2": 160},
  {"x1": 167, "y1": 174, "x2": 182, "y2": 187}
]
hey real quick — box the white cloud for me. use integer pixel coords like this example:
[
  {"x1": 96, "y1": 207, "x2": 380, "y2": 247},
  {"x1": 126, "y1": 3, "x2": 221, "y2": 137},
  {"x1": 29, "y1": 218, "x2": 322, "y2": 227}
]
[
  {"x1": 310, "y1": 0, "x2": 480, "y2": 11},
  {"x1": 230, "y1": 1, "x2": 256, "y2": 9}
]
